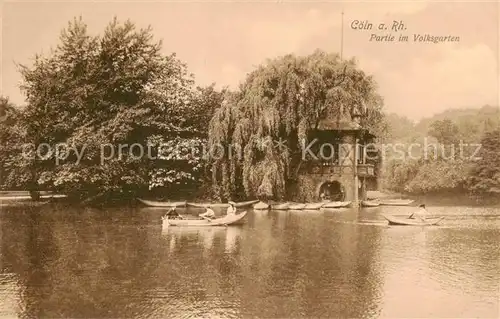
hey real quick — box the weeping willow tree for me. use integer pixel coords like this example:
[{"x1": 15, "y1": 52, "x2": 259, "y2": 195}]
[{"x1": 208, "y1": 50, "x2": 386, "y2": 201}]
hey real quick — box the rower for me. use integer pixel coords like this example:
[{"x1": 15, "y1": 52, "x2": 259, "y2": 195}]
[
  {"x1": 165, "y1": 207, "x2": 182, "y2": 220},
  {"x1": 409, "y1": 204, "x2": 428, "y2": 222},
  {"x1": 199, "y1": 207, "x2": 215, "y2": 220},
  {"x1": 226, "y1": 202, "x2": 236, "y2": 216}
]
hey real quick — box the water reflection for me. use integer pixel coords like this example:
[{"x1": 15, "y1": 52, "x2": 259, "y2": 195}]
[
  {"x1": 378, "y1": 221, "x2": 500, "y2": 318},
  {"x1": 0, "y1": 204, "x2": 498, "y2": 318},
  {"x1": 162, "y1": 226, "x2": 242, "y2": 255}
]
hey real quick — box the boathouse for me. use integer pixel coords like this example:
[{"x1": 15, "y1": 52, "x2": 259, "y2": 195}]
[{"x1": 289, "y1": 109, "x2": 379, "y2": 206}]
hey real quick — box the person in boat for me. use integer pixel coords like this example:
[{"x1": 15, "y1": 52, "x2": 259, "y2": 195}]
[
  {"x1": 165, "y1": 207, "x2": 182, "y2": 220},
  {"x1": 226, "y1": 203, "x2": 236, "y2": 216},
  {"x1": 409, "y1": 204, "x2": 428, "y2": 222},
  {"x1": 199, "y1": 207, "x2": 216, "y2": 220}
]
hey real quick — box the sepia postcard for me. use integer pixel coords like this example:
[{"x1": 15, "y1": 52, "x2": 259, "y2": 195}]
[{"x1": 0, "y1": 1, "x2": 499, "y2": 318}]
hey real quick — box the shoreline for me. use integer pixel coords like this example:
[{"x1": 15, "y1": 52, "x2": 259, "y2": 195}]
[{"x1": 1, "y1": 190, "x2": 499, "y2": 208}]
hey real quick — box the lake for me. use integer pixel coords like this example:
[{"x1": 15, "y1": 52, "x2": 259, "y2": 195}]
[{"x1": 0, "y1": 204, "x2": 499, "y2": 318}]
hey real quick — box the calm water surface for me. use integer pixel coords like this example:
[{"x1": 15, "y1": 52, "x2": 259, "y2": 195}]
[{"x1": 0, "y1": 204, "x2": 499, "y2": 318}]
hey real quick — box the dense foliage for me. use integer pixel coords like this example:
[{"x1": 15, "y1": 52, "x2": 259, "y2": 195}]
[
  {"x1": 382, "y1": 105, "x2": 500, "y2": 196},
  {"x1": 6, "y1": 18, "x2": 219, "y2": 202},
  {"x1": 208, "y1": 51, "x2": 387, "y2": 201},
  {"x1": 467, "y1": 129, "x2": 500, "y2": 194},
  {"x1": 0, "y1": 97, "x2": 30, "y2": 188}
]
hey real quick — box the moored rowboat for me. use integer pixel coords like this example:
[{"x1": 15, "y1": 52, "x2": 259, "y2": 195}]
[
  {"x1": 187, "y1": 202, "x2": 230, "y2": 208},
  {"x1": 383, "y1": 215, "x2": 444, "y2": 226},
  {"x1": 303, "y1": 202, "x2": 325, "y2": 210},
  {"x1": 138, "y1": 199, "x2": 187, "y2": 207},
  {"x1": 288, "y1": 203, "x2": 306, "y2": 210},
  {"x1": 0, "y1": 194, "x2": 67, "y2": 201},
  {"x1": 379, "y1": 199, "x2": 414, "y2": 206},
  {"x1": 271, "y1": 202, "x2": 290, "y2": 210},
  {"x1": 253, "y1": 201, "x2": 270, "y2": 210},
  {"x1": 361, "y1": 200, "x2": 380, "y2": 207},
  {"x1": 322, "y1": 201, "x2": 351, "y2": 208},
  {"x1": 233, "y1": 200, "x2": 260, "y2": 208},
  {"x1": 165, "y1": 211, "x2": 248, "y2": 227}
]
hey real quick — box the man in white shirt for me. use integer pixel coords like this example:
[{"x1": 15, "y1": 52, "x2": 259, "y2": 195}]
[
  {"x1": 226, "y1": 203, "x2": 236, "y2": 215},
  {"x1": 165, "y1": 207, "x2": 183, "y2": 219},
  {"x1": 200, "y1": 207, "x2": 215, "y2": 220},
  {"x1": 409, "y1": 204, "x2": 428, "y2": 222}
]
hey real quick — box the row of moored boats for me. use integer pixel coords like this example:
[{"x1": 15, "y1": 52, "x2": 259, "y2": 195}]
[{"x1": 139, "y1": 198, "x2": 415, "y2": 210}]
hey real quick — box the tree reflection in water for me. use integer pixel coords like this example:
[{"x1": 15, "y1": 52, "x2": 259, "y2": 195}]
[{"x1": 0, "y1": 204, "x2": 498, "y2": 318}]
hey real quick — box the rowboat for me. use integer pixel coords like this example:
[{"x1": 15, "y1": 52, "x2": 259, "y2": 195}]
[
  {"x1": 361, "y1": 200, "x2": 380, "y2": 207},
  {"x1": 303, "y1": 202, "x2": 325, "y2": 210},
  {"x1": 383, "y1": 214, "x2": 444, "y2": 226},
  {"x1": 232, "y1": 200, "x2": 260, "y2": 208},
  {"x1": 288, "y1": 203, "x2": 306, "y2": 210},
  {"x1": 165, "y1": 211, "x2": 248, "y2": 227},
  {"x1": 322, "y1": 201, "x2": 351, "y2": 208},
  {"x1": 271, "y1": 202, "x2": 290, "y2": 210},
  {"x1": 379, "y1": 199, "x2": 414, "y2": 206},
  {"x1": 253, "y1": 201, "x2": 270, "y2": 210},
  {"x1": 187, "y1": 202, "x2": 230, "y2": 209},
  {"x1": 0, "y1": 194, "x2": 67, "y2": 201},
  {"x1": 138, "y1": 199, "x2": 187, "y2": 207}
]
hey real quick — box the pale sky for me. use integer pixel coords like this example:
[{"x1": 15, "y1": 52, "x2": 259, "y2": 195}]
[{"x1": 1, "y1": 1, "x2": 499, "y2": 120}]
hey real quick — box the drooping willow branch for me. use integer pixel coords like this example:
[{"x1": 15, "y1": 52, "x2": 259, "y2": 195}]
[{"x1": 208, "y1": 50, "x2": 385, "y2": 200}]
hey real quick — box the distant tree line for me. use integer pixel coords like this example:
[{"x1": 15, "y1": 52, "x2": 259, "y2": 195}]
[{"x1": 382, "y1": 106, "x2": 500, "y2": 198}]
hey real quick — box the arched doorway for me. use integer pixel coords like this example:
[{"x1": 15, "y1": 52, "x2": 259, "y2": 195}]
[{"x1": 318, "y1": 181, "x2": 345, "y2": 201}]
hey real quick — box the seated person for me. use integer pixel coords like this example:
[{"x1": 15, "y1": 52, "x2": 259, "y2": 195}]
[
  {"x1": 165, "y1": 207, "x2": 182, "y2": 219},
  {"x1": 409, "y1": 204, "x2": 428, "y2": 222},
  {"x1": 199, "y1": 208, "x2": 216, "y2": 220},
  {"x1": 226, "y1": 203, "x2": 236, "y2": 215}
]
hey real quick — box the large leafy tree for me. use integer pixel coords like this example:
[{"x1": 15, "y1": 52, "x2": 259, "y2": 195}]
[
  {"x1": 0, "y1": 96, "x2": 30, "y2": 189},
  {"x1": 467, "y1": 129, "x2": 500, "y2": 194},
  {"x1": 147, "y1": 84, "x2": 225, "y2": 198},
  {"x1": 208, "y1": 51, "x2": 386, "y2": 201},
  {"x1": 18, "y1": 17, "x2": 208, "y2": 202}
]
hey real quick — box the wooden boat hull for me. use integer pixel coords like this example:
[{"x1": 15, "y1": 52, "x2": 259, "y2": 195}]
[
  {"x1": 303, "y1": 202, "x2": 325, "y2": 210},
  {"x1": 0, "y1": 194, "x2": 67, "y2": 201},
  {"x1": 166, "y1": 211, "x2": 247, "y2": 227},
  {"x1": 138, "y1": 199, "x2": 187, "y2": 207},
  {"x1": 322, "y1": 201, "x2": 351, "y2": 208},
  {"x1": 361, "y1": 200, "x2": 380, "y2": 207},
  {"x1": 187, "y1": 202, "x2": 230, "y2": 209},
  {"x1": 271, "y1": 203, "x2": 290, "y2": 210},
  {"x1": 253, "y1": 201, "x2": 269, "y2": 210},
  {"x1": 288, "y1": 203, "x2": 306, "y2": 210},
  {"x1": 383, "y1": 215, "x2": 444, "y2": 226},
  {"x1": 379, "y1": 199, "x2": 414, "y2": 206},
  {"x1": 233, "y1": 200, "x2": 259, "y2": 208}
]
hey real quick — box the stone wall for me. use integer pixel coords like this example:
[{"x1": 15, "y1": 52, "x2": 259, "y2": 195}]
[{"x1": 290, "y1": 131, "x2": 377, "y2": 202}]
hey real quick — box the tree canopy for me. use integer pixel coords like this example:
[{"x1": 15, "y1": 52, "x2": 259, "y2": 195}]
[
  {"x1": 382, "y1": 106, "x2": 500, "y2": 197},
  {"x1": 208, "y1": 51, "x2": 386, "y2": 201},
  {"x1": 15, "y1": 17, "x2": 218, "y2": 202},
  {"x1": 467, "y1": 129, "x2": 500, "y2": 194},
  {"x1": 0, "y1": 96, "x2": 29, "y2": 188}
]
